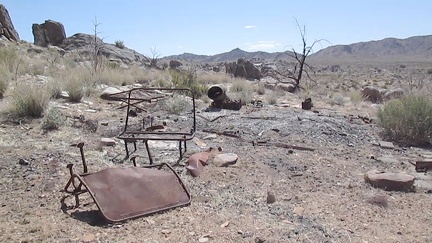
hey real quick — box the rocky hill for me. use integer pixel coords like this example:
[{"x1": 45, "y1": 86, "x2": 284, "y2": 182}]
[
  {"x1": 164, "y1": 35, "x2": 432, "y2": 64},
  {"x1": 309, "y1": 35, "x2": 432, "y2": 63},
  {"x1": 163, "y1": 48, "x2": 296, "y2": 63}
]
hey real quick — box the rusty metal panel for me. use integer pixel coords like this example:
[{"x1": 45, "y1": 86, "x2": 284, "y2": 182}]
[{"x1": 78, "y1": 165, "x2": 190, "y2": 222}]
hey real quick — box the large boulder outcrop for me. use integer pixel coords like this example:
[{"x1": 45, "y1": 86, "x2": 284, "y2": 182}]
[
  {"x1": 32, "y1": 20, "x2": 66, "y2": 47},
  {"x1": 0, "y1": 4, "x2": 19, "y2": 42},
  {"x1": 362, "y1": 86, "x2": 383, "y2": 103},
  {"x1": 225, "y1": 58, "x2": 262, "y2": 80},
  {"x1": 60, "y1": 33, "x2": 149, "y2": 64}
]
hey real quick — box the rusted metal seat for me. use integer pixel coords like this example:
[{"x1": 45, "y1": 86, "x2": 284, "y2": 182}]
[
  {"x1": 63, "y1": 143, "x2": 191, "y2": 223},
  {"x1": 110, "y1": 87, "x2": 196, "y2": 164}
]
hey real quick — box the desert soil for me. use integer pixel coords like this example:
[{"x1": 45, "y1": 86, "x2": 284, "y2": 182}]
[{"x1": 0, "y1": 85, "x2": 431, "y2": 243}]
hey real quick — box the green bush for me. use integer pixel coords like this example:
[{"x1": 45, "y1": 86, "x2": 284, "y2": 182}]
[
  {"x1": 11, "y1": 83, "x2": 50, "y2": 118},
  {"x1": 115, "y1": 40, "x2": 125, "y2": 49},
  {"x1": 42, "y1": 107, "x2": 65, "y2": 130},
  {"x1": 377, "y1": 94, "x2": 432, "y2": 145},
  {"x1": 170, "y1": 68, "x2": 207, "y2": 98}
]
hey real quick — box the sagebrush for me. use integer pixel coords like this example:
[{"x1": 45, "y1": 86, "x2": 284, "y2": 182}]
[
  {"x1": 11, "y1": 83, "x2": 50, "y2": 118},
  {"x1": 377, "y1": 94, "x2": 432, "y2": 145}
]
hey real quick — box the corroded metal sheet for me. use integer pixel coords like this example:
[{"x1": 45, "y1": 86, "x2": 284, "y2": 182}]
[{"x1": 79, "y1": 165, "x2": 190, "y2": 222}]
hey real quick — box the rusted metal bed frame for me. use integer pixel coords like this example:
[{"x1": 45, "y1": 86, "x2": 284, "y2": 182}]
[
  {"x1": 111, "y1": 87, "x2": 197, "y2": 164},
  {"x1": 63, "y1": 142, "x2": 191, "y2": 223}
]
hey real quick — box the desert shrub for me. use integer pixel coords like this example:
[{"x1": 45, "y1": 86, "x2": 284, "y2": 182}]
[
  {"x1": 0, "y1": 46, "x2": 18, "y2": 72},
  {"x1": 171, "y1": 68, "x2": 207, "y2": 98},
  {"x1": 115, "y1": 40, "x2": 125, "y2": 49},
  {"x1": 106, "y1": 61, "x2": 120, "y2": 70},
  {"x1": 11, "y1": 83, "x2": 50, "y2": 117},
  {"x1": 47, "y1": 79, "x2": 63, "y2": 99},
  {"x1": 41, "y1": 107, "x2": 65, "y2": 130},
  {"x1": 349, "y1": 89, "x2": 366, "y2": 105},
  {"x1": 230, "y1": 79, "x2": 253, "y2": 93},
  {"x1": 0, "y1": 64, "x2": 11, "y2": 98},
  {"x1": 162, "y1": 94, "x2": 191, "y2": 114},
  {"x1": 377, "y1": 94, "x2": 432, "y2": 145},
  {"x1": 64, "y1": 76, "x2": 85, "y2": 102},
  {"x1": 266, "y1": 94, "x2": 277, "y2": 105},
  {"x1": 256, "y1": 82, "x2": 266, "y2": 95},
  {"x1": 329, "y1": 94, "x2": 346, "y2": 106}
]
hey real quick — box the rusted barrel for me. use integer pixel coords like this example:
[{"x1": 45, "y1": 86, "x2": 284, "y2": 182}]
[{"x1": 207, "y1": 86, "x2": 227, "y2": 102}]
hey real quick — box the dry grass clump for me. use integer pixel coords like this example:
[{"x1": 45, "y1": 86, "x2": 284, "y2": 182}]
[
  {"x1": 266, "y1": 94, "x2": 277, "y2": 105},
  {"x1": 348, "y1": 89, "x2": 366, "y2": 105},
  {"x1": 11, "y1": 83, "x2": 50, "y2": 118},
  {"x1": 229, "y1": 80, "x2": 254, "y2": 105},
  {"x1": 329, "y1": 93, "x2": 346, "y2": 106},
  {"x1": 377, "y1": 94, "x2": 432, "y2": 146},
  {"x1": 256, "y1": 82, "x2": 265, "y2": 95},
  {"x1": 64, "y1": 75, "x2": 85, "y2": 102},
  {"x1": 0, "y1": 45, "x2": 18, "y2": 72},
  {"x1": 95, "y1": 68, "x2": 135, "y2": 86},
  {"x1": 47, "y1": 79, "x2": 63, "y2": 99},
  {"x1": 197, "y1": 72, "x2": 234, "y2": 84},
  {"x1": 0, "y1": 64, "x2": 10, "y2": 98},
  {"x1": 162, "y1": 94, "x2": 192, "y2": 114}
]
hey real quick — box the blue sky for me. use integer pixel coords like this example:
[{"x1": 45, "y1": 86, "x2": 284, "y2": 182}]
[{"x1": 2, "y1": 1, "x2": 431, "y2": 57}]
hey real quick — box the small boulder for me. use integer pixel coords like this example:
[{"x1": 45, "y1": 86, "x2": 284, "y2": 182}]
[
  {"x1": 276, "y1": 83, "x2": 296, "y2": 93},
  {"x1": 301, "y1": 98, "x2": 313, "y2": 110},
  {"x1": 100, "y1": 87, "x2": 122, "y2": 100},
  {"x1": 364, "y1": 170, "x2": 415, "y2": 192},
  {"x1": 213, "y1": 153, "x2": 238, "y2": 167},
  {"x1": 384, "y1": 88, "x2": 404, "y2": 100},
  {"x1": 100, "y1": 138, "x2": 116, "y2": 146},
  {"x1": 266, "y1": 191, "x2": 276, "y2": 204}
]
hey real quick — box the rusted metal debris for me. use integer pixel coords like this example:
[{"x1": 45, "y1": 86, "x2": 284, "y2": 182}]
[
  {"x1": 415, "y1": 160, "x2": 432, "y2": 172},
  {"x1": 301, "y1": 98, "x2": 313, "y2": 110},
  {"x1": 252, "y1": 140, "x2": 315, "y2": 152},
  {"x1": 208, "y1": 86, "x2": 242, "y2": 111},
  {"x1": 114, "y1": 87, "x2": 197, "y2": 164},
  {"x1": 202, "y1": 129, "x2": 241, "y2": 138},
  {"x1": 186, "y1": 147, "x2": 222, "y2": 177},
  {"x1": 63, "y1": 143, "x2": 191, "y2": 223}
]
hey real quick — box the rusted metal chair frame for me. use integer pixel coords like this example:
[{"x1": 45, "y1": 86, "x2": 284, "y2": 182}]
[
  {"x1": 115, "y1": 87, "x2": 196, "y2": 164},
  {"x1": 63, "y1": 144, "x2": 191, "y2": 223}
]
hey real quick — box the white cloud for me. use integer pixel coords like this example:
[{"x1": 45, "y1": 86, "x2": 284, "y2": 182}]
[
  {"x1": 245, "y1": 41, "x2": 281, "y2": 50},
  {"x1": 244, "y1": 25, "x2": 257, "y2": 29},
  {"x1": 177, "y1": 45, "x2": 183, "y2": 49}
]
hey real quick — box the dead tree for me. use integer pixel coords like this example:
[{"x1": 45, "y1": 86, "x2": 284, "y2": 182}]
[
  {"x1": 276, "y1": 20, "x2": 325, "y2": 92},
  {"x1": 149, "y1": 47, "x2": 160, "y2": 68}
]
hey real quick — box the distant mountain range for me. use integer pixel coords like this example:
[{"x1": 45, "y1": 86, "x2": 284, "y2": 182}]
[{"x1": 162, "y1": 35, "x2": 432, "y2": 64}]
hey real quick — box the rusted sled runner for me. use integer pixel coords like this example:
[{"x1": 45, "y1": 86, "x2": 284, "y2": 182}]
[{"x1": 63, "y1": 143, "x2": 191, "y2": 223}]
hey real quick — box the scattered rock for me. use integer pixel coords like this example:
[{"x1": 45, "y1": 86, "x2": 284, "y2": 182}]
[
  {"x1": 379, "y1": 141, "x2": 395, "y2": 149},
  {"x1": 266, "y1": 191, "x2": 276, "y2": 204},
  {"x1": 365, "y1": 193, "x2": 388, "y2": 207},
  {"x1": 364, "y1": 170, "x2": 415, "y2": 192},
  {"x1": 19, "y1": 158, "x2": 30, "y2": 166},
  {"x1": 192, "y1": 137, "x2": 207, "y2": 148},
  {"x1": 198, "y1": 237, "x2": 209, "y2": 242},
  {"x1": 100, "y1": 87, "x2": 122, "y2": 100},
  {"x1": 292, "y1": 206, "x2": 305, "y2": 215},
  {"x1": 375, "y1": 155, "x2": 399, "y2": 164},
  {"x1": 255, "y1": 237, "x2": 266, "y2": 243},
  {"x1": 384, "y1": 88, "x2": 404, "y2": 100},
  {"x1": 276, "y1": 83, "x2": 296, "y2": 93},
  {"x1": 213, "y1": 153, "x2": 238, "y2": 167},
  {"x1": 100, "y1": 138, "x2": 116, "y2": 146},
  {"x1": 220, "y1": 221, "x2": 230, "y2": 228},
  {"x1": 169, "y1": 60, "x2": 182, "y2": 69},
  {"x1": 203, "y1": 134, "x2": 217, "y2": 140},
  {"x1": 82, "y1": 234, "x2": 96, "y2": 243}
]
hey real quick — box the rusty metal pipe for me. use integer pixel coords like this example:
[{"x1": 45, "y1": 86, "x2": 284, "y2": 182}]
[
  {"x1": 207, "y1": 86, "x2": 228, "y2": 102},
  {"x1": 76, "y1": 142, "x2": 87, "y2": 173}
]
